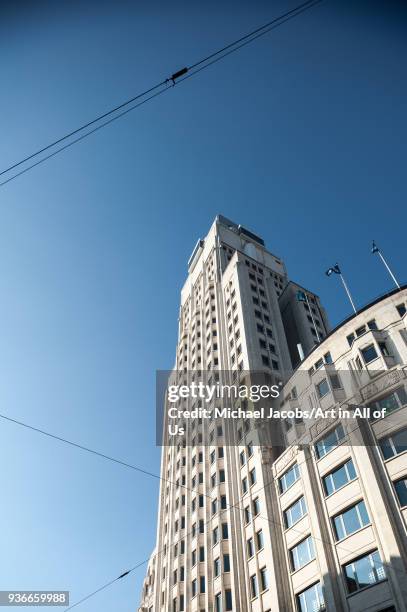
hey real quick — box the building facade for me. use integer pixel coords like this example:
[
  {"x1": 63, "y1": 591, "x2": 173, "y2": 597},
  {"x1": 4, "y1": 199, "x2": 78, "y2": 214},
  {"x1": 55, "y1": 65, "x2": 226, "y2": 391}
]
[{"x1": 139, "y1": 216, "x2": 407, "y2": 612}]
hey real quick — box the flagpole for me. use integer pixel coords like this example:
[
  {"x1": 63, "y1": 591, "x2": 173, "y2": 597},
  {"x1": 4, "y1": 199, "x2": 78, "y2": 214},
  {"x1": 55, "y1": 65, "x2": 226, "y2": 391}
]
[
  {"x1": 339, "y1": 273, "x2": 357, "y2": 314},
  {"x1": 372, "y1": 241, "x2": 400, "y2": 289},
  {"x1": 326, "y1": 264, "x2": 357, "y2": 314}
]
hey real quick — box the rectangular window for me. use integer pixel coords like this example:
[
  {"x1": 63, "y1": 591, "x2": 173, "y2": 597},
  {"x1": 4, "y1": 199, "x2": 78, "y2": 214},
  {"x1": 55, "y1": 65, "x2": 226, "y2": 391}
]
[
  {"x1": 223, "y1": 553, "x2": 230, "y2": 572},
  {"x1": 212, "y1": 527, "x2": 219, "y2": 545},
  {"x1": 200, "y1": 576, "x2": 205, "y2": 593},
  {"x1": 284, "y1": 496, "x2": 307, "y2": 528},
  {"x1": 368, "y1": 387, "x2": 407, "y2": 419},
  {"x1": 249, "y1": 467, "x2": 256, "y2": 486},
  {"x1": 297, "y1": 582, "x2": 325, "y2": 612},
  {"x1": 215, "y1": 593, "x2": 222, "y2": 612},
  {"x1": 199, "y1": 546, "x2": 205, "y2": 562},
  {"x1": 290, "y1": 536, "x2": 315, "y2": 571},
  {"x1": 244, "y1": 506, "x2": 251, "y2": 524},
  {"x1": 333, "y1": 501, "x2": 370, "y2": 541},
  {"x1": 256, "y1": 529, "x2": 264, "y2": 550},
  {"x1": 344, "y1": 550, "x2": 385, "y2": 593},
  {"x1": 396, "y1": 304, "x2": 406, "y2": 317},
  {"x1": 395, "y1": 478, "x2": 407, "y2": 507},
  {"x1": 191, "y1": 578, "x2": 197, "y2": 598},
  {"x1": 315, "y1": 424, "x2": 345, "y2": 459},
  {"x1": 252, "y1": 497, "x2": 260, "y2": 515},
  {"x1": 317, "y1": 378, "x2": 330, "y2": 398},
  {"x1": 322, "y1": 459, "x2": 356, "y2": 496},
  {"x1": 242, "y1": 477, "x2": 248, "y2": 494},
  {"x1": 225, "y1": 589, "x2": 232, "y2": 611},
  {"x1": 214, "y1": 557, "x2": 220, "y2": 577},
  {"x1": 279, "y1": 463, "x2": 300, "y2": 493},
  {"x1": 250, "y1": 574, "x2": 258, "y2": 599},
  {"x1": 361, "y1": 344, "x2": 378, "y2": 364},
  {"x1": 247, "y1": 537, "x2": 254, "y2": 558},
  {"x1": 221, "y1": 523, "x2": 229, "y2": 539},
  {"x1": 260, "y1": 567, "x2": 268, "y2": 591}
]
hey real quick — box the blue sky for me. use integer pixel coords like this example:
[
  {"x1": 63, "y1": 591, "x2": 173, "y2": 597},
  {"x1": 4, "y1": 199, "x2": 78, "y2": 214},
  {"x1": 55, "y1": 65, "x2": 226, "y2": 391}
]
[{"x1": 0, "y1": 0, "x2": 406, "y2": 610}]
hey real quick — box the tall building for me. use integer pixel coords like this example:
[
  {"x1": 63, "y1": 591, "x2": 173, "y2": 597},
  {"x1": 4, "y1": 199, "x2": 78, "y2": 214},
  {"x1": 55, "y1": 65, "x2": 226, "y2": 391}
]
[{"x1": 139, "y1": 216, "x2": 407, "y2": 612}]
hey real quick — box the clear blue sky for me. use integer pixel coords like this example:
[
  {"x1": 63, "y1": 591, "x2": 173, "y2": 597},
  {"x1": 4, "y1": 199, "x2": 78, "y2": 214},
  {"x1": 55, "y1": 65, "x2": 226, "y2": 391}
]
[{"x1": 0, "y1": 1, "x2": 406, "y2": 610}]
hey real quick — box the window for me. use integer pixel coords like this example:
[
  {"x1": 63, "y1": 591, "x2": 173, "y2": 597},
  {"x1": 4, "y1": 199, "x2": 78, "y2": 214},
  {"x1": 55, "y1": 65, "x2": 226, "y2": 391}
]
[
  {"x1": 317, "y1": 378, "x2": 330, "y2": 398},
  {"x1": 284, "y1": 496, "x2": 307, "y2": 528},
  {"x1": 256, "y1": 529, "x2": 264, "y2": 550},
  {"x1": 220, "y1": 495, "x2": 227, "y2": 510},
  {"x1": 260, "y1": 567, "x2": 268, "y2": 591},
  {"x1": 330, "y1": 374, "x2": 342, "y2": 389},
  {"x1": 347, "y1": 333, "x2": 355, "y2": 347},
  {"x1": 367, "y1": 319, "x2": 378, "y2": 330},
  {"x1": 247, "y1": 537, "x2": 254, "y2": 558},
  {"x1": 191, "y1": 578, "x2": 197, "y2": 598},
  {"x1": 290, "y1": 536, "x2": 315, "y2": 571},
  {"x1": 221, "y1": 523, "x2": 228, "y2": 539},
  {"x1": 333, "y1": 501, "x2": 370, "y2": 541},
  {"x1": 279, "y1": 463, "x2": 300, "y2": 493},
  {"x1": 223, "y1": 553, "x2": 230, "y2": 572},
  {"x1": 249, "y1": 467, "x2": 256, "y2": 486},
  {"x1": 242, "y1": 477, "x2": 248, "y2": 494},
  {"x1": 396, "y1": 304, "x2": 406, "y2": 317},
  {"x1": 240, "y1": 450, "x2": 246, "y2": 466},
  {"x1": 344, "y1": 550, "x2": 385, "y2": 593},
  {"x1": 215, "y1": 593, "x2": 222, "y2": 612},
  {"x1": 315, "y1": 358, "x2": 324, "y2": 370},
  {"x1": 368, "y1": 387, "x2": 407, "y2": 418},
  {"x1": 244, "y1": 506, "x2": 251, "y2": 524},
  {"x1": 225, "y1": 589, "x2": 232, "y2": 611},
  {"x1": 323, "y1": 459, "x2": 356, "y2": 496},
  {"x1": 394, "y1": 478, "x2": 407, "y2": 507},
  {"x1": 355, "y1": 325, "x2": 366, "y2": 337},
  {"x1": 214, "y1": 557, "x2": 220, "y2": 577},
  {"x1": 315, "y1": 424, "x2": 345, "y2": 459},
  {"x1": 380, "y1": 428, "x2": 407, "y2": 459},
  {"x1": 361, "y1": 344, "x2": 378, "y2": 364},
  {"x1": 297, "y1": 582, "x2": 325, "y2": 612},
  {"x1": 192, "y1": 549, "x2": 196, "y2": 566},
  {"x1": 250, "y1": 574, "x2": 258, "y2": 599},
  {"x1": 212, "y1": 526, "x2": 219, "y2": 545},
  {"x1": 219, "y1": 469, "x2": 225, "y2": 482},
  {"x1": 200, "y1": 576, "x2": 205, "y2": 593},
  {"x1": 252, "y1": 497, "x2": 260, "y2": 515},
  {"x1": 199, "y1": 546, "x2": 205, "y2": 562}
]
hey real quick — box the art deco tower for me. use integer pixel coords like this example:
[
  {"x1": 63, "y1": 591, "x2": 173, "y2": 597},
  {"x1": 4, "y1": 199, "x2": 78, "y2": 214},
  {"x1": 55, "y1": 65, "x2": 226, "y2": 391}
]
[{"x1": 139, "y1": 215, "x2": 329, "y2": 612}]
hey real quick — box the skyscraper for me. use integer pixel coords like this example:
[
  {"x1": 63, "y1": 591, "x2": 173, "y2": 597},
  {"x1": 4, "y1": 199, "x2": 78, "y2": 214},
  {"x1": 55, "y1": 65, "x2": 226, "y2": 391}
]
[{"x1": 139, "y1": 216, "x2": 407, "y2": 612}]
